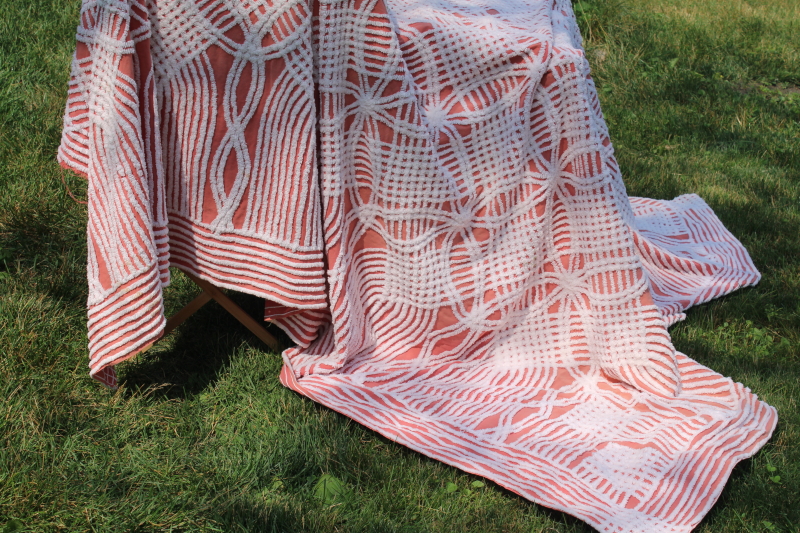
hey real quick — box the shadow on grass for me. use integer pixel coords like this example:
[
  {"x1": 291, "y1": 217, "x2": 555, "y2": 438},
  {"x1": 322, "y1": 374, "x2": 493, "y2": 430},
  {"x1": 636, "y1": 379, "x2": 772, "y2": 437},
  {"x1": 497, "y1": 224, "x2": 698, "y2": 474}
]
[
  {"x1": 0, "y1": 177, "x2": 89, "y2": 304},
  {"x1": 119, "y1": 290, "x2": 293, "y2": 400},
  {"x1": 211, "y1": 500, "x2": 308, "y2": 533}
]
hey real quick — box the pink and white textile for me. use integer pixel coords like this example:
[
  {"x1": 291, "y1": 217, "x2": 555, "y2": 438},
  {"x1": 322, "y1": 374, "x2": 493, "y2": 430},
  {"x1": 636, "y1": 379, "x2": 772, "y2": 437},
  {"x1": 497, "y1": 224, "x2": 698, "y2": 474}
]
[{"x1": 59, "y1": 0, "x2": 777, "y2": 530}]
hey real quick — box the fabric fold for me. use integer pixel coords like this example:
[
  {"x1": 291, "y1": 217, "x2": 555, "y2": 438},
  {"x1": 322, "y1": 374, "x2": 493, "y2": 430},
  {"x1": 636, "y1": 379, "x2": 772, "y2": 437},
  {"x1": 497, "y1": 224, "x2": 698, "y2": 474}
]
[{"x1": 59, "y1": 0, "x2": 168, "y2": 386}]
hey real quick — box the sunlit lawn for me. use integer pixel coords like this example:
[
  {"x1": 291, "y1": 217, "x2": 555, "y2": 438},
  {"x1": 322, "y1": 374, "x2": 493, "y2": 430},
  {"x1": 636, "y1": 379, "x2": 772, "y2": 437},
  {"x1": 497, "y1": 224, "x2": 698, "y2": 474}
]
[{"x1": 1, "y1": 0, "x2": 798, "y2": 531}]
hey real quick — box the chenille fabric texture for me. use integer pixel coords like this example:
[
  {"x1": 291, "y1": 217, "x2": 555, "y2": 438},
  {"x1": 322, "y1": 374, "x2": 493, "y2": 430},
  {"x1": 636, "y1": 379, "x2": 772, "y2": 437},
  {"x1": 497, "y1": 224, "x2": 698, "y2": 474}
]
[{"x1": 58, "y1": 0, "x2": 777, "y2": 531}]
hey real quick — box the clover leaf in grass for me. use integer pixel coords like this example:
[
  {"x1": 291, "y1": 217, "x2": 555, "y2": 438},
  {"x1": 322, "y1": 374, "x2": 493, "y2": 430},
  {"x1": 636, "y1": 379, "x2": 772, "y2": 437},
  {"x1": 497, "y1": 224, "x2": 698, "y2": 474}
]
[
  {"x1": 445, "y1": 482, "x2": 458, "y2": 493},
  {"x1": 471, "y1": 480, "x2": 485, "y2": 489},
  {"x1": 763, "y1": 462, "x2": 782, "y2": 483},
  {"x1": 314, "y1": 474, "x2": 349, "y2": 504},
  {"x1": 2, "y1": 519, "x2": 24, "y2": 533}
]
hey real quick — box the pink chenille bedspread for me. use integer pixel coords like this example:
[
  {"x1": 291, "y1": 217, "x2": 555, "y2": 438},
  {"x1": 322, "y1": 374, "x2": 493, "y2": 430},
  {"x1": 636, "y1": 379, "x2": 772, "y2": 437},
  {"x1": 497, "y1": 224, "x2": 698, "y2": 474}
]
[{"x1": 58, "y1": 0, "x2": 776, "y2": 530}]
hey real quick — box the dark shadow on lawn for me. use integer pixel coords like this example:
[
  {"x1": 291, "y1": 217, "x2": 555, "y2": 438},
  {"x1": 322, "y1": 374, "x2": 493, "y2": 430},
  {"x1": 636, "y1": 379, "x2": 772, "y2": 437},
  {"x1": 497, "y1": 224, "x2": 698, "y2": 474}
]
[
  {"x1": 119, "y1": 289, "x2": 293, "y2": 400},
  {"x1": 0, "y1": 182, "x2": 89, "y2": 304},
  {"x1": 212, "y1": 500, "x2": 309, "y2": 533}
]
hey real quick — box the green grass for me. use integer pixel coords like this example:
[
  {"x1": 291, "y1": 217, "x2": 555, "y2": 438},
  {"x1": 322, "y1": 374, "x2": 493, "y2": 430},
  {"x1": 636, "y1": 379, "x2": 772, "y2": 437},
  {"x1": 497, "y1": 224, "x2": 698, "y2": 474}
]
[{"x1": 1, "y1": 0, "x2": 798, "y2": 531}]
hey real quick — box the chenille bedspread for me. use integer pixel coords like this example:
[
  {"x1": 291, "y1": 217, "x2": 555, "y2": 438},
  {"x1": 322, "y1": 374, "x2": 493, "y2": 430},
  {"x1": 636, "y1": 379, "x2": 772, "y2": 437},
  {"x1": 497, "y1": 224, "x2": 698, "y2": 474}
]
[{"x1": 58, "y1": 0, "x2": 777, "y2": 530}]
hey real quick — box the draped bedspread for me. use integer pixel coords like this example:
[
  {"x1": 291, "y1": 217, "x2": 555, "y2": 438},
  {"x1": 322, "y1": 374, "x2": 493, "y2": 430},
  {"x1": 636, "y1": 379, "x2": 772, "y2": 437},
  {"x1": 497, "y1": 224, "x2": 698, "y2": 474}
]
[{"x1": 58, "y1": 0, "x2": 776, "y2": 530}]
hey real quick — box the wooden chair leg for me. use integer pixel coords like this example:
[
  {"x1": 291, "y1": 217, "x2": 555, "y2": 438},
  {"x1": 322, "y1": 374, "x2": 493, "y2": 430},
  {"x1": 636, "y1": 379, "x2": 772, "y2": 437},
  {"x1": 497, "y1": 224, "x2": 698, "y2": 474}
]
[
  {"x1": 183, "y1": 271, "x2": 283, "y2": 352},
  {"x1": 145, "y1": 271, "x2": 284, "y2": 353},
  {"x1": 162, "y1": 290, "x2": 212, "y2": 338}
]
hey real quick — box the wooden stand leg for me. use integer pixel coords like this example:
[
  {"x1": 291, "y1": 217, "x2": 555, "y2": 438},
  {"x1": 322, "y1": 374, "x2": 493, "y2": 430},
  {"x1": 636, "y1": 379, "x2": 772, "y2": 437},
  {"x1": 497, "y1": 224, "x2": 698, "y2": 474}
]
[
  {"x1": 162, "y1": 290, "x2": 212, "y2": 338},
  {"x1": 147, "y1": 271, "x2": 283, "y2": 353},
  {"x1": 182, "y1": 271, "x2": 283, "y2": 352}
]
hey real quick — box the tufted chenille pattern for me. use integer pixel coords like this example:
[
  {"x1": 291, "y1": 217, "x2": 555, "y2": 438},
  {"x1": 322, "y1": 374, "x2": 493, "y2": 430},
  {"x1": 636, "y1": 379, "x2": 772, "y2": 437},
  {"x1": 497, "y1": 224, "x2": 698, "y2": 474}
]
[{"x1": 59, "y1": 0, "x2": 776, "y2": 530}]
